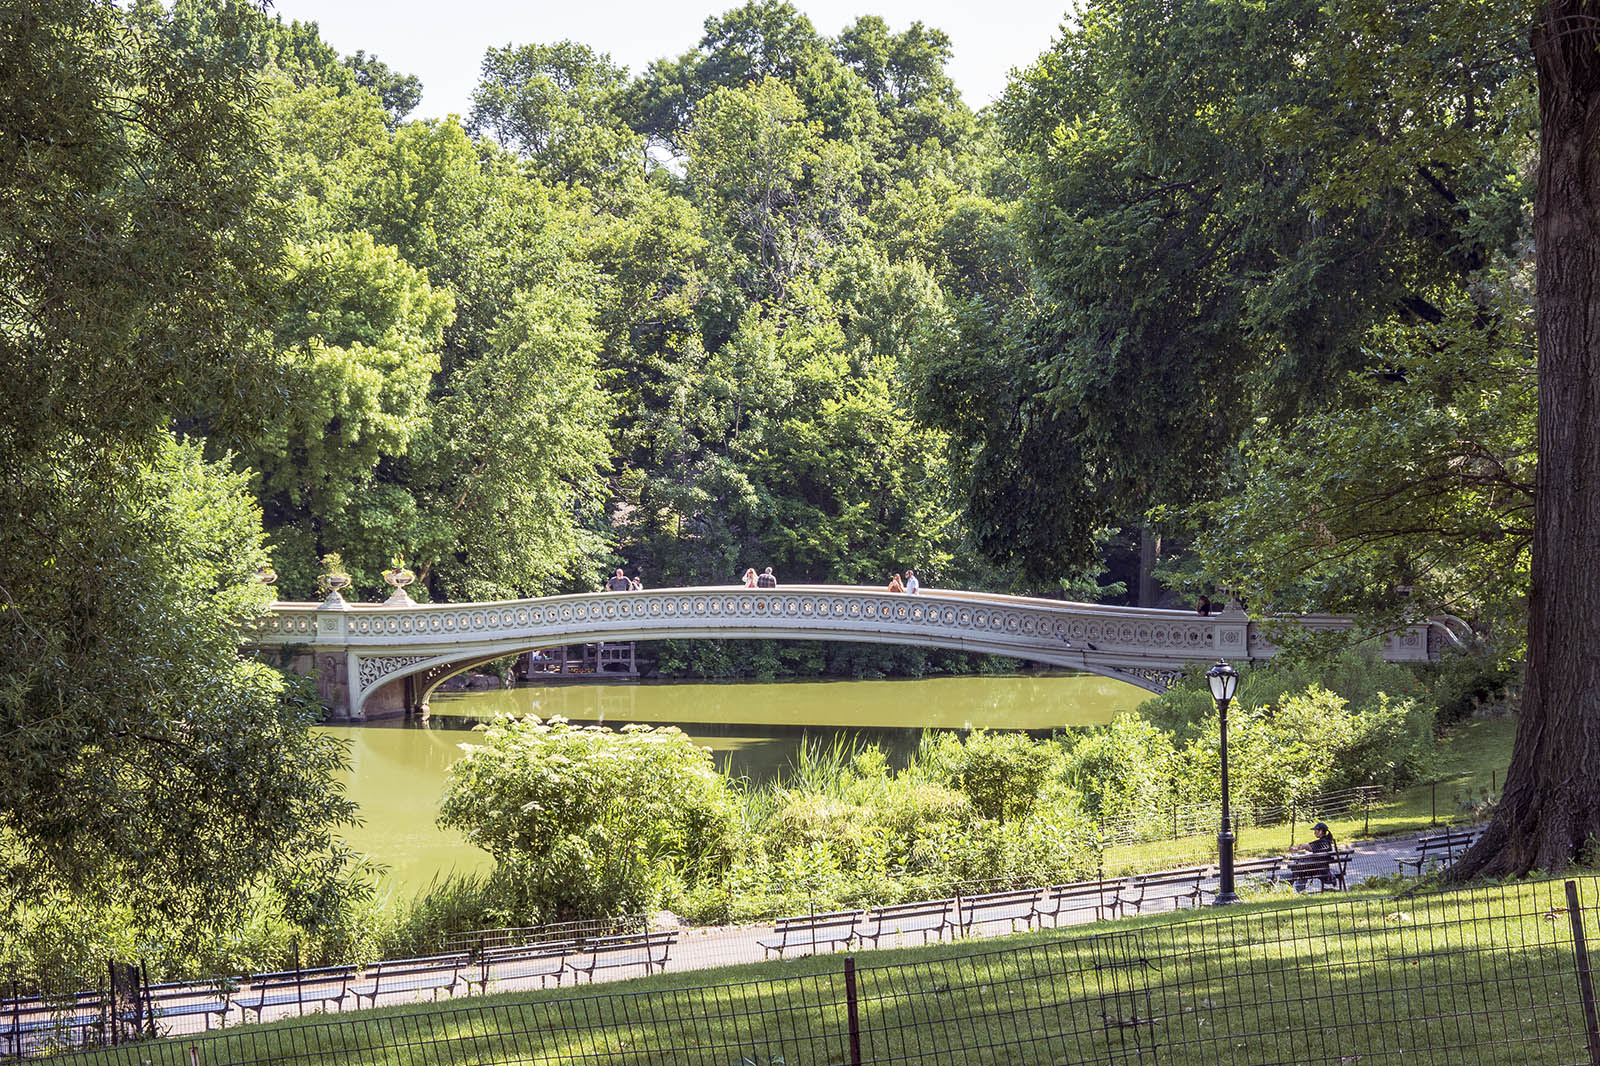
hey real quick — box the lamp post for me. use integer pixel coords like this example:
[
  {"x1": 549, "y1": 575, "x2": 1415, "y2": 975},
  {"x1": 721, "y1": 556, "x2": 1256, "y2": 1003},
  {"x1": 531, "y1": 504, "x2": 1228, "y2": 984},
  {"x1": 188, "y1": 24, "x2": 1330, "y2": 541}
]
[{"x1": 1207, "y1": 659, "x2": 1241, "y2": 905}]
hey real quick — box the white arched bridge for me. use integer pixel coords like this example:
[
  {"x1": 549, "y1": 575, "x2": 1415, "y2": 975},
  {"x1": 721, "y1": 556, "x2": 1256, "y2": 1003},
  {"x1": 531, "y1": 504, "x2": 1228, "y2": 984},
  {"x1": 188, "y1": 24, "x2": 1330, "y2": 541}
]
[{"x1": 252, "y1": 585, "x2": 1439, "y2": 719}]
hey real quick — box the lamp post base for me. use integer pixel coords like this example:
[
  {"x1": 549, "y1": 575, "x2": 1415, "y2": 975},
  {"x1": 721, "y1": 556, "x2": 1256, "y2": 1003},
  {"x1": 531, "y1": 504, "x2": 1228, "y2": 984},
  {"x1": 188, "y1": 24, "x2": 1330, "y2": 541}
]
[{"x1": 1213, "y1": 827, "x2": 1239, "y2": 906}]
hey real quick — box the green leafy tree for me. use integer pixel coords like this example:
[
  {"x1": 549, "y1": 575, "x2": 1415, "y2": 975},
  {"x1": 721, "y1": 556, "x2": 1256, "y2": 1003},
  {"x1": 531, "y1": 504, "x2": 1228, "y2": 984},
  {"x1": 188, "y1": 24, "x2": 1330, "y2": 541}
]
[
  {"x1": 1176, "y1": 272, "x2": 1536, "y2": 641},
  {"x1": 0, "y1": 0, "x2": 363, "y2": 940},
  {"x1": 469, "y1": 40, "x2": 643, "y2": 187},
  {"x1": 833, "y1": 16, "x2": 974, "y2": 164},
  {"x1": 964, "y1": 0, "x2": 1530, "y2": 582},
  {"x1": 685, "y1": 77, "x2": 863, "y2": 303},
  {"x1": 254, "y1": 232, "x2": 452, "y2": 517},
  {"x1": 344, "y1": 49, "x2": 421, "y2": 129},
  {"x1": 411, "y1": 286, "x2": 614, "y2": 599},
  {"x1": 0, "y1": 438, "x2": 365, "y2": 942}
]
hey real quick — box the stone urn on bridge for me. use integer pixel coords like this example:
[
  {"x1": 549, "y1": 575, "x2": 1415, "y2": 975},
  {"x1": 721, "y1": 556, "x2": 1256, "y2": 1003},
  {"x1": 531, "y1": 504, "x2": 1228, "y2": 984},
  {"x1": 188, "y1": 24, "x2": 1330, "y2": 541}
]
[{"x1": 382, "y1": 554, "x2": 417, "y2": 607}]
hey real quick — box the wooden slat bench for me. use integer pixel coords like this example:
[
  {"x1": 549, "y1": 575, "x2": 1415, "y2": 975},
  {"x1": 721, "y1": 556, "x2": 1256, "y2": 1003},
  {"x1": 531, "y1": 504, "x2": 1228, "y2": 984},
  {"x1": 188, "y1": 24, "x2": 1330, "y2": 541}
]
[
  {"x1": 859, "y1": 899, "x2": 956, "y2": 947},
  {"x1": 142, "y1": 979, "x2": 236, "y2": 1033},
  {"x1": 472, "y1": 941, "x2": 578, "y2": 992},
  {"x1": 1199, "y1": 856, "x2": 1284, "y2": 901},
  {"x1": 237, "y1": 964, "x2": 357, "y2": 1022},
  {"x1": 350, "y1": 954, "x2": 468, "y2": 1008},
  {"x1": 566, "y1": 931, "x2": 678, "y2": 982},
  {"x1": 1038, "y1": 878, "x2": 1125, "y2": 924},
  {"x1": 1116, "y1": 866, "x2": 1208, "y2": 913},
  {"x1": 756, "y1": 910, "x2": 861, "y2": 959},
  {"x1": 1398, "y1": 830, "x2": 1477, "y2": 875},
  {"x1": 958, "y1": 888, "x2": 1042, "y2": 936},
  {"x1": 2, "y1": 991, "x2": 103, "y2": 1057},
  {"x1": 1283, "y1": 848, "x2": 1355, "y2": 891}
]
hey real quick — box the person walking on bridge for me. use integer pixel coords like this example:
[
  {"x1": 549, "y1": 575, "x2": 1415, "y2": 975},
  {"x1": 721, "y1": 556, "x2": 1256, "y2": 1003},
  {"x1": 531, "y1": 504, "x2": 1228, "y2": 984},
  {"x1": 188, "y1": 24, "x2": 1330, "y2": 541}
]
[
  {"x1": 904, "y1": 569, "x2": 920, "y2": 594},
  {"x1": 605, "y1": 568, "x2": 631, "y2": 591},
  {"x1": 742, "y1": 568, "x2": 758, "y2": 588},
  {"x1": 756, "y1": 567, "x2": 778, "y2": 589}
]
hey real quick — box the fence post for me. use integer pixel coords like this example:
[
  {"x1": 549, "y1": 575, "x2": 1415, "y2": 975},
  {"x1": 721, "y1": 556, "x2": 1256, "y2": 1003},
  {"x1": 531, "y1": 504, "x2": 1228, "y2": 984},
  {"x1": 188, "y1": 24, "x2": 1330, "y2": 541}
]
[
  {"x1": 843, "y1": 956, "x2": 863, "y2": 1066},
  {"x1": 1363, "y1": 788, "x2": 1371, "y2": 837},
  {"x1": 1431, "y1": 782, "x2": 1438, "y2": 826},
  {"x1": 1564, "y1": 880, "x2": 1600, "y2": 1066}
]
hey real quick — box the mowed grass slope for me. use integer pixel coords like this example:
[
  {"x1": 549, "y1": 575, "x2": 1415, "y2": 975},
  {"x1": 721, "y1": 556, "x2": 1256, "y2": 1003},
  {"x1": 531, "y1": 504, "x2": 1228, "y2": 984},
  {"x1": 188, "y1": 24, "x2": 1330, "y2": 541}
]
[{"x1": 69, "y1": 870, "x2": 1599, "y2": 1066}]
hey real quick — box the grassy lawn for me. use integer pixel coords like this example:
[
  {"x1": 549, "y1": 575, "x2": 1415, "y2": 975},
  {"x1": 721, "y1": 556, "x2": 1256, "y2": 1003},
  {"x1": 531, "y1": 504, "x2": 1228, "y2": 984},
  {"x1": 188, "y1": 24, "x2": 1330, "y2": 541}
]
[
  {"x1": 66, "y1": 867, "x2": 1599, "y2": 1066},
  {"x1": 1102, "y1": 714, "x2": 1517, "y2": 874}
]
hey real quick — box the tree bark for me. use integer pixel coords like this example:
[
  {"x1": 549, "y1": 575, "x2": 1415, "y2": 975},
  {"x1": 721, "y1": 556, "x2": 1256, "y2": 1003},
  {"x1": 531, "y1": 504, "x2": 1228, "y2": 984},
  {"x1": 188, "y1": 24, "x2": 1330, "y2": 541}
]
[
  {"x1": 1453, "y1": 1, "x2": 1600, "y2": 879},
  {"x1": 1139, "y1": 526, "x2": 1161, "y2": 607}
]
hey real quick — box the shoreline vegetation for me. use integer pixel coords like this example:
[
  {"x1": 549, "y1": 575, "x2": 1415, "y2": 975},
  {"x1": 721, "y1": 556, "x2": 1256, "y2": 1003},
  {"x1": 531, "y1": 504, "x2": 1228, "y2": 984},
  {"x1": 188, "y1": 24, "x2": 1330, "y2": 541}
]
[{"x1": 3, "y1": 652, "x2": 1517, "y2": 987}]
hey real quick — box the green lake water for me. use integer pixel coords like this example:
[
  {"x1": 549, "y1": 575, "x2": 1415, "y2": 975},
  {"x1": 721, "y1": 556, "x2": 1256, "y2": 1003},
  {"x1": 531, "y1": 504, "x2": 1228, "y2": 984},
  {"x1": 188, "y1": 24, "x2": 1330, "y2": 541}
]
[{"x1": 321, "y1": 673, "x2": 1147, "y2": 900}]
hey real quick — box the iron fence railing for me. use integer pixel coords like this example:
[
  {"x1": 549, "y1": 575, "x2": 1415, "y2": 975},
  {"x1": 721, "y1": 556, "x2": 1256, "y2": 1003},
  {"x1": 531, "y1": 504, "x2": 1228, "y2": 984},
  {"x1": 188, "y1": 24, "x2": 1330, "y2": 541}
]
[
  {"x1": 29, "y1": 876, "x2": 1600, "y2": 1066},
  {"x1": 432, "y1": 915, "x2": 646, "y2": 956}
]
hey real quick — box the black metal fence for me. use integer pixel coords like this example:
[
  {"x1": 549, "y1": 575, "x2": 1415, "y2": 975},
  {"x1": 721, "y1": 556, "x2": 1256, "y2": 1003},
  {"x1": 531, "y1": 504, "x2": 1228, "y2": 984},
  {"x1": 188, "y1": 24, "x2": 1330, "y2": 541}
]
[
  {"x1": 433, "y1": 915, "x2": 646, "y2": 956},
  {"x1": 37, "y1": 875, "x2": 1600, "y2": 1066}
]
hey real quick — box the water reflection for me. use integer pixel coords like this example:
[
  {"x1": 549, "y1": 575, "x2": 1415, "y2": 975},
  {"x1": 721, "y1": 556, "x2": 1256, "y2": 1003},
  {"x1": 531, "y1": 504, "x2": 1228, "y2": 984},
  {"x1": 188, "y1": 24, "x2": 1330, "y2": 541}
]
[{"x1": 430, "y1": 673, "x2": 1139, "y2": 732}]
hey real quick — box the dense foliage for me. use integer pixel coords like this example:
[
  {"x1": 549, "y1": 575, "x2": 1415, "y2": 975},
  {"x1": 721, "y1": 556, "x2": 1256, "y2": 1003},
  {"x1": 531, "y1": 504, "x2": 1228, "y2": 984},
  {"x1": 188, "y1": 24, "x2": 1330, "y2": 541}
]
[
  {"x1": 432, "y1": 654, "x2": 1443, "y2": 926},
  {"x1": 4, "y1": 0, "x2": 1581, "y2": 971}
]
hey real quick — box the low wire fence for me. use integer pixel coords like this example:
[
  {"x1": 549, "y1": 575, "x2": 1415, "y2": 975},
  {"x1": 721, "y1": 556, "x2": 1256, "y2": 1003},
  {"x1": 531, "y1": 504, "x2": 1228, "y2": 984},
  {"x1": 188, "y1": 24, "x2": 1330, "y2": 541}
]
[
  {"x1": 1095, "y1": 784, "x2": 1388, "y2": 847},
  {"x1": 40, "y1": 875, "x2": 1600, "y2": 1066}
]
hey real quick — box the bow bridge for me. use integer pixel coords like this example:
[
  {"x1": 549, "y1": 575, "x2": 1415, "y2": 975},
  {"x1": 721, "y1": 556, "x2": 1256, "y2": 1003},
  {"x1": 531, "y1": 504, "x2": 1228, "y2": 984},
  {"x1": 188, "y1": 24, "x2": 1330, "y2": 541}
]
[{"x1": 252, "y1": 585, "x2": 1438, "y2": 720}]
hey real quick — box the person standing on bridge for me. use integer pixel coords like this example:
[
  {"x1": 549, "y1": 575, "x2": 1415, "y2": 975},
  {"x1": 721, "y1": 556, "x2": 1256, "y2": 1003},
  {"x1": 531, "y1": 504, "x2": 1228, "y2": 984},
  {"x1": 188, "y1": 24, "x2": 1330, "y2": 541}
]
[
  {"x1": 887, "y1": 573, "x2": 904, "y2": 592},
  {"x1": 742, "y1": 568, "x2": 758, "y2": 588},
  {"x1": 756, "y1": 567, "x2": 778, "y2": 589},
  {"x1": 904, "y1": 569, "x2": 920, "y2": 594},
  {"x1": 605, "y1": 568, "x2": 631, "y2": 591}
]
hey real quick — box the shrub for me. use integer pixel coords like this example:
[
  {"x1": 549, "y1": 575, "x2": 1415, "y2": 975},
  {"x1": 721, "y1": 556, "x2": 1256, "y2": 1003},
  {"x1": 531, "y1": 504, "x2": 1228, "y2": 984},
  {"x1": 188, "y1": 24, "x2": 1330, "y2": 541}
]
[
  {"x1": 1056, "y1": 715, "x2": 1180, "y2": 830},
  {"x1": 1177, "y1": 685, "x2": 1436, "y2": 811},
  {"x1": 438, "y1": 718, "x2": 738, "y2": 922},
  {"x1": 1136, "y1": 650, "x2": 1424, "y2": 738}
]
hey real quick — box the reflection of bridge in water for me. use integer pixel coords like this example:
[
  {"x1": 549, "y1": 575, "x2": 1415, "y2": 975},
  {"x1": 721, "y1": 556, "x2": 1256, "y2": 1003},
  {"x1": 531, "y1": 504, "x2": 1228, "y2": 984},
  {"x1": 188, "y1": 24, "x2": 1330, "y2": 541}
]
[{"x1": 252, "y1": 585, "x2": 1438, "y2": 719}]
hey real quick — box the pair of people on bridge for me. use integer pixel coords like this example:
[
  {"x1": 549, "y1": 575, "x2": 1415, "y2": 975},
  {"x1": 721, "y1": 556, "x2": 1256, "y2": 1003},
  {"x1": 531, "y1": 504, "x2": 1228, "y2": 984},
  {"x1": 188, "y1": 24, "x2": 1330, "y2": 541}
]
[
  {"x1": 886, "y1": 569, "x2": 919, "y2": 594},
  {"x1": 742, "y1": 567, "x2": 778, "y2": 589},
  {"x1": 604, "y1": 569, "x2": 643, "y2": 592}
]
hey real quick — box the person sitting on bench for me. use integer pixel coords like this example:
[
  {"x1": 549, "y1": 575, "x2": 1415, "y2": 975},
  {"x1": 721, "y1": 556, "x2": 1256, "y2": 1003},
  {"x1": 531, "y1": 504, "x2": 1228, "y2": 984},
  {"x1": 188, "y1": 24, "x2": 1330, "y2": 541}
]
[{"x1": 1290, "y1": 822, "x2": 1338, "y2": 892}]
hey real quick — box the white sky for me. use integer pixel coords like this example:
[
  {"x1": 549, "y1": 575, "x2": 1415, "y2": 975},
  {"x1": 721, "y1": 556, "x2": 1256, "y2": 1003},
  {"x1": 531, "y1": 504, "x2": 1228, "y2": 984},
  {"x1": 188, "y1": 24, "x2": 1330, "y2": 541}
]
[{"x1": 262, "y1": 0, "x2": 1076, "y2": 120}]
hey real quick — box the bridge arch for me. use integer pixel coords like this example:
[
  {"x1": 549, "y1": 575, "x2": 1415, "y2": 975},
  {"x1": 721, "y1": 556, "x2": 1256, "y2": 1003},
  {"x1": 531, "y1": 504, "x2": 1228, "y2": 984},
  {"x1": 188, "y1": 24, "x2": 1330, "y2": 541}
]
[{"x1": 251, "y1": 585, "x2": 1434, "y2": 719}]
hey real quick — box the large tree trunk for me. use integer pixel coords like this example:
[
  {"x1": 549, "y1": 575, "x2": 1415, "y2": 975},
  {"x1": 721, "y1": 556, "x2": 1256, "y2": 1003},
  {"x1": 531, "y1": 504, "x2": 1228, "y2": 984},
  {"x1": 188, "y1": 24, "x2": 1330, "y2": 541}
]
[{"x1": 1453, "y1": 1, "x2": 1600, "y2": 880}]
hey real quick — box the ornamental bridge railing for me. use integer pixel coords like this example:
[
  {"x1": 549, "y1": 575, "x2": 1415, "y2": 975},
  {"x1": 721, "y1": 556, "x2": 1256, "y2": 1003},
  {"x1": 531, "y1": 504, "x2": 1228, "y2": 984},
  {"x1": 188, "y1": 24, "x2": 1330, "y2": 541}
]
[{"x1": 250, "y1": 585, "x2": 1435, "y2": 719}]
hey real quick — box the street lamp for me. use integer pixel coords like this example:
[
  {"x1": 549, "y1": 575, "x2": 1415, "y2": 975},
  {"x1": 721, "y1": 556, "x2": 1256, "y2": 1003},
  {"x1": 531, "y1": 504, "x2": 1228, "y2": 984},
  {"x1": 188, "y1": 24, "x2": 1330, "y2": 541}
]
[{"x1": 1207, "y1": 659, "x2": 1241, "y2": 905}]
